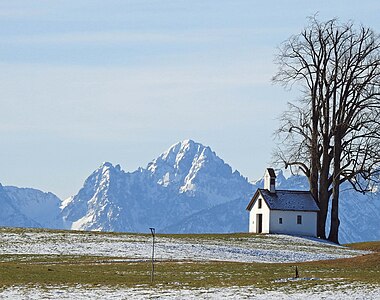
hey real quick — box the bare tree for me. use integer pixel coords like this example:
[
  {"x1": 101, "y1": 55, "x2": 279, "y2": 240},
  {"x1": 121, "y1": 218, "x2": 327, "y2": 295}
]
[{"x1": 273, "y1": 17, "x2": 380, "y2": 243}]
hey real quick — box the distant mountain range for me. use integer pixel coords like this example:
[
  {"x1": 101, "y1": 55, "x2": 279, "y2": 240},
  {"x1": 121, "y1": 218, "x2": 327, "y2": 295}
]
[
  {"x1": 1, "y1": 139, "x2": 379, "y2": 244},
  {"x1": 0, "y1": 184, "x2": 62, "y2": 229}
]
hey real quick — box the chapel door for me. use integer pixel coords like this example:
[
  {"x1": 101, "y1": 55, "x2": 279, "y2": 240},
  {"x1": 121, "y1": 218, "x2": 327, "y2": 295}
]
[{"x1": 256, "y1": 214, "x2": 263, "y2": 233}]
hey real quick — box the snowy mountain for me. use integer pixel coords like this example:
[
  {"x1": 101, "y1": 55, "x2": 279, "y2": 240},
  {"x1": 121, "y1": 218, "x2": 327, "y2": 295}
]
[
  {"x1": 4, "y1": 186, "x2": 63, "y2": 229},
  {"x1": 0, "y1": 139, "x2": 379, "y2": 244},
  {"x1": 61, "y1": 140, "x2": 253, "y2": 233},
  {"x1": 0, "y1": 183, "x2": 43, "y2": 228},
  {"x1": 147, "y1": 140, "x2": 250, "y2": 205}
]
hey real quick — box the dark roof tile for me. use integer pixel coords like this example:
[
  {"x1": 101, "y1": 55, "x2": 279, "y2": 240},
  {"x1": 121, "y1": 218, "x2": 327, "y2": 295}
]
[{"x1": 247, "y1": 189, "x2": 320, "y2": 212}]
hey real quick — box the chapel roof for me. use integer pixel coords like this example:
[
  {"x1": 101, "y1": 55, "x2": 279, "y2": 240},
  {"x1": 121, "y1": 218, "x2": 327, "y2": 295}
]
[{"x1": 246, "y1": 189, "x2": 320, "y2": 212}]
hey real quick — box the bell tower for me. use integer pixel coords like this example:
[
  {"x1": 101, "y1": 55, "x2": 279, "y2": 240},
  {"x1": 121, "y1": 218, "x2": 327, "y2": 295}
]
[{"x1": 264, "y1": 168, "x2": 276, "y2": 193}]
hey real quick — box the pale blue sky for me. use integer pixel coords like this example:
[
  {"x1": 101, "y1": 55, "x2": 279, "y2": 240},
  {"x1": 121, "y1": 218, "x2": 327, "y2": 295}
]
[{"x1": 1, "y1": 1, "x2": 379, "y2": 199}]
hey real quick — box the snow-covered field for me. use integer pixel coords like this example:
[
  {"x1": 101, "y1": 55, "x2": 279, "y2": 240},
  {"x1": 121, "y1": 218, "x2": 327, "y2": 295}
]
[
  {"x1": 1, "y1": 284, "x2": 379, "y2": 299},
  {"x1": 0, "y1": 229, "x2": 378, "y2": 299},
  {"x1": 0, "y1": 230, "x2": 367, "y2": 263}
]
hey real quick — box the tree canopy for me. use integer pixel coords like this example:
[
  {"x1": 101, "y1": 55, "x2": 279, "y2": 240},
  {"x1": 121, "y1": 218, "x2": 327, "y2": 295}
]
[{"x1": 273, "y1": 17, "x2": 380, "y2": 243}]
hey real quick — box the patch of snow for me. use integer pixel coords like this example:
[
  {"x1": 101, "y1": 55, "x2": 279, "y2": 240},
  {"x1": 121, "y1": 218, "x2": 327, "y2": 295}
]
[
  {"x1": 158, "y1": 172, "x2": 171, "y2": 187},
  {"x1": 60, "y1": 196, "x2": 73, "y2": 210},
  {"x1": 0, "y1": 231, "x2": 367, "y2": 263},
  {"x1": 0, "y1": 283, "x2": 378, "y2": 299},
  {"x1": 71, "y1": 215, "x2": 94, "y2": 230}
]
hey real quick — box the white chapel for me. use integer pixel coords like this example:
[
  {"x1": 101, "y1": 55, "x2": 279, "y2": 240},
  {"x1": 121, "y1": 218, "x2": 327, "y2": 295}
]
[{"x1": 246, "y1": 168, "x2": 319, "y2": 237}]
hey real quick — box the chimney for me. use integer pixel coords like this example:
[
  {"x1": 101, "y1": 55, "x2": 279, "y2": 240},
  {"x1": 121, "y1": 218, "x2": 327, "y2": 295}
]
[{"x1": 264, "y1": 168, "x2": 276, "y2": 193}]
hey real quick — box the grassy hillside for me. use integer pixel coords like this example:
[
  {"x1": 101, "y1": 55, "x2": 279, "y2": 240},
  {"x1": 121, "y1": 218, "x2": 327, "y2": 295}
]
[
  {"x1": 0, "y1": 228, "x2": 378, "y2": 290},
  {"x1": 345, "y1": 241, "x2": 380, "y2": 252}
]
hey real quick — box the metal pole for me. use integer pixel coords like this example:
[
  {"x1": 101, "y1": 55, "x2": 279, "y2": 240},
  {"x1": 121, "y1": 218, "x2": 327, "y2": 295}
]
[{"x1": 149, "y1": 227, "x2": 155, "y2": 283}]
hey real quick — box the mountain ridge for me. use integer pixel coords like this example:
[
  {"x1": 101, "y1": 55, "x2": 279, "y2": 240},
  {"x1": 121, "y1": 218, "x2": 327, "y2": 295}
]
[
  {"x1": 0, "y1": 139, "x2": 379, "y2": 244},
  {"x1": 61, "y1": 140, "x2": 254, "y2": 233}
]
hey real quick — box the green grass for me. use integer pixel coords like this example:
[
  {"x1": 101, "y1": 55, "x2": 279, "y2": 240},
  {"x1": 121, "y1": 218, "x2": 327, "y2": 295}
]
[
  {"x1": 0, "y1": 251, "x2": 378, "y2": 289},
  {"x1": 0, "y1": 255, "x2": 299, "y2": 288},
  {"x1": 344, "y1": 241, "x2": 380, "y2": 252}
]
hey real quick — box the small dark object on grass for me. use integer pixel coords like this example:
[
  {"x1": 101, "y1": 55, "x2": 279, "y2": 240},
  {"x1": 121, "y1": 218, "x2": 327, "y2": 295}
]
[
  {"x1": 48, "y1": 268, "x2": 53, "y2": 271},
  {"x1": 295, "y1": 266, "x2": 299, "y2": 278},
  {"x1": 149, "y1": 227, "x2": 156, "y2": 283}
]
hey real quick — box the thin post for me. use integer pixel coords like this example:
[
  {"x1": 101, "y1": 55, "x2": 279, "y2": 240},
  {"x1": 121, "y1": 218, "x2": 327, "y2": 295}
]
[{"x1": 149, "y1": 227, "x2": 155, "y2": 283}]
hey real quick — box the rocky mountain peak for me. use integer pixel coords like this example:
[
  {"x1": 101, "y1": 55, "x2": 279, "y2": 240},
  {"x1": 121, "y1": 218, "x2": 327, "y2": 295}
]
[{"x1": 147, "y1": 140, "x2": 229, "y2": 191}]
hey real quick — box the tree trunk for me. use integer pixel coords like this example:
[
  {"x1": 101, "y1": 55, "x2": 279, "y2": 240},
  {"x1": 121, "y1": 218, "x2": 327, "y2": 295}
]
[
  {"x1": 317, "y1": 133, "x2": 332, "y2": 239},
  {"x1": 328, "y1": 132, "x2": 342, "y2": 244},
  {"x1": 310, "y1": 91, "x2": 320, "y2": 235},
  {"x1": 317, "y1": 173, "x2": 329, "y2": 239},
  {"x1": 329, "y1": 186, "x2": 340, "y2": 244}
]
